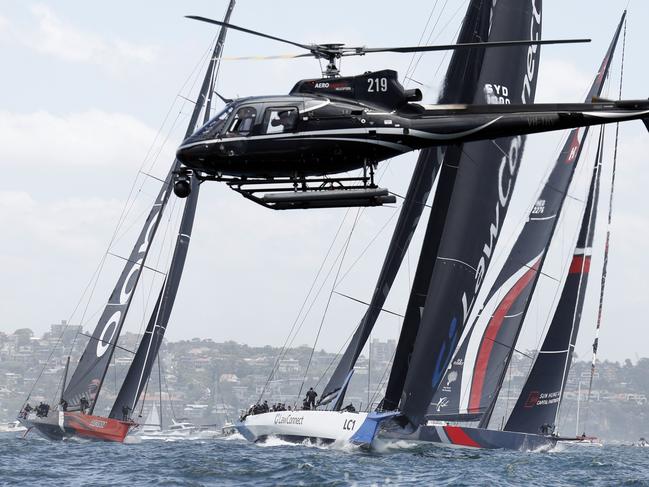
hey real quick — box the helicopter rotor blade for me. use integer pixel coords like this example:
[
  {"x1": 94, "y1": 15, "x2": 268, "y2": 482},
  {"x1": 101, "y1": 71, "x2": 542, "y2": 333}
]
[
  {"x1": 221, "y1": 53, "x2": 311, "y2": 61},
  {"x1": 188, "y1": 15, "x2": 590, "y2": 64},
  {"x1": 186, "y1": 16, "x2": 315, "y2": 52},
  {"x1": 353, "y1": 38, "x2": 590, "y2": 55}
]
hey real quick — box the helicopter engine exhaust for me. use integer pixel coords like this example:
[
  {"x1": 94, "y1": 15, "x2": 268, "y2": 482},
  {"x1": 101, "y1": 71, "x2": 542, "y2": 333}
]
[{"x1": 405, "y1": 89, "x2": 423, "y2": 102}]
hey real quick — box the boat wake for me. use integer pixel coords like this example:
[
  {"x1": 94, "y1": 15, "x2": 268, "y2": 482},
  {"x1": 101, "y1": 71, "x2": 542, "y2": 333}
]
[
  {"x1": 372, "y1": 438, "x2": 420, "y2": 453},
  {"x1": 254, "y1": 435, "x2": 357, "y2": 451},
  {"x1": 221, "y1": 432, "x2": 245, "y2": 441}
]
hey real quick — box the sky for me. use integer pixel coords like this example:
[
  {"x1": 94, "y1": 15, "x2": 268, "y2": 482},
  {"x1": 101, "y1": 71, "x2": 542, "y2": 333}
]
[{"x1": 0, "y1": 0, "x2": 647, "y2": 365}]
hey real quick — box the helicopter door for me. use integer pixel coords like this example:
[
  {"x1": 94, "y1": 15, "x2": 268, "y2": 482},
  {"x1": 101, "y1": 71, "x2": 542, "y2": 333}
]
[{"x1": 263, "y1": 107, "x2": 298, "y2": 135}]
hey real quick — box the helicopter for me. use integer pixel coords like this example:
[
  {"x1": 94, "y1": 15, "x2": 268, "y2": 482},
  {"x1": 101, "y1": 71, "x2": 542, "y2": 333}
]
[{"x1": 174, "y1": 17, "x2": 649, "y2": 210}]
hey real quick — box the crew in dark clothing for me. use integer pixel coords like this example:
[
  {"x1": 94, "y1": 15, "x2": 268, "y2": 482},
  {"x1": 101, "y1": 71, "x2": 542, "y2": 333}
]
[
  {"x1": 59, "y1": 399, "x2": 68, "y2": 412},
  {"x1": 540, "y1": 423, "x2": 554, "y2": 435},
  {"x1": 21, "y1": 403, "x2": 33, "y2": 418},
  {"x1": 36, "y1": 402, "x2": 50, "y2": 417},
  {"x1": 261, "y1": 400, "x2": 269, "y2": 413},
  {"x1": 122, "y1": 405, "x2": 131, "y2": 421},
  {"x1": 302, "y1": 398, "x2": 310, "y2": 410},
  {"x1": 79, "y1": 396, "x2": 90, "y2": 414},
  {"x1": 36, "y1": 402, "x2": 49, "y2": 417},
  {"x1": 305, "y1": 388, "x2": 318, "y2": 410}
]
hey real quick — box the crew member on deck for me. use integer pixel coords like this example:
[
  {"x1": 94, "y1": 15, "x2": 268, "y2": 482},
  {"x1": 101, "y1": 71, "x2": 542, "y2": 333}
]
[
  {"x1": 540, "y1": 423, "x2": 554, "y2": 435},
  {"x1": 305, "y1": 388, "x2": 318, "y2": 410},
  {"x1": 79, "y1": 396, "x2": 89, "y2": 414},
  {"x1": 122, "y1": 405, "x2": 132, "y2": 421}
]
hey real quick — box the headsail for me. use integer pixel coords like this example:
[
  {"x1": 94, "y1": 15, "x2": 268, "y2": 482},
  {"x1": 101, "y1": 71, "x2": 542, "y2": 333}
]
[
  {"x1": 318, "y1": 0, "x2": 493, "y2": 408},
  {"x1": 398, "y1": 0, "x2": 543, "y2": 426},
  {"x1": 109, "y1": 0, "x2": 235, "y2": 420},
  {"x1": 429, "y1": 14, "x2": 624, "y2": 424},
  {"x1": 62, "y1": 168, "x2": 176, "y2": 411},
  {"x1": 504, "y1": 128, "x2": 604, "y2": 434}
]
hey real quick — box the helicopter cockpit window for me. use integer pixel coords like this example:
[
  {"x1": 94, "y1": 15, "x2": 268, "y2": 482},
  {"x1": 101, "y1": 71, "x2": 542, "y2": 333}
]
[
  {"x1": 195, "y1": 104, "x2": 233, "y2": 138},
  {"x1": 264, "y1": 108, "x2": 298, "y2": 134},
  {"x1": 227, "y1": 106, "x2": 257, "y2": 136}
]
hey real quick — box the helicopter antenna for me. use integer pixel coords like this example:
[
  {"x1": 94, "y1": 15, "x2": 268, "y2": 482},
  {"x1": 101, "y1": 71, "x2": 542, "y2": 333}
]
[{"x1": 186, "y1": 16, "x2": 590, "y2": 78}]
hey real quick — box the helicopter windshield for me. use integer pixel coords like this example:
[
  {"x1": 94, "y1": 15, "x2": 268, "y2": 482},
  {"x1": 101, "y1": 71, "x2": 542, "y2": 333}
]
[{"x1": 194, "y1": 104, "x2": 234, "y2": 138}]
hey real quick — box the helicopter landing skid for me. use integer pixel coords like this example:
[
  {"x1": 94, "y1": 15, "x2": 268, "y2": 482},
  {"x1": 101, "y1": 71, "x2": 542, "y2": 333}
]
[{"x1": 197, "y1": 174, "x2": 397, "y2": 210}]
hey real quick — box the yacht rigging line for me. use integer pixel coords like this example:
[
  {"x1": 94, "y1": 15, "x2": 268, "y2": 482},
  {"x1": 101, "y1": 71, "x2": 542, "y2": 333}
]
[
  {"x1": 257, "y1": 162, "x2": 397, "y2": 401},
  {"x1": 584, "y1": 17, "x2": 627, "y2": 432},
  {"x1": 256, "y1": 207, "x2": 353, "y2": 402},
  {"x1": 297, "y1": 207, "x2": 363, "y2": 402},
  {"x1": 403, "y1": 0, "x2": 443, "y2": 82},
  {"x1": 333, "y1": 291, "x2": 404, "y2": 318}
]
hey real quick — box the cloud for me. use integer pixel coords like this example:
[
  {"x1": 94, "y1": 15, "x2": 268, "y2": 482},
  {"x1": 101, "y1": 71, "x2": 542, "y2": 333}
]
[
  {"x1": 0, "y1": 190, "x2": 125, "y2": 254},
  {"x1": 1, "y1": 4, "x2": 157, "y2": 70},
  {"x1": 536, "y1": 58, "x2": 593, "y2": 103},
  {"x1": 0, "y1": 109, "x2": 172, "y2": 168}
]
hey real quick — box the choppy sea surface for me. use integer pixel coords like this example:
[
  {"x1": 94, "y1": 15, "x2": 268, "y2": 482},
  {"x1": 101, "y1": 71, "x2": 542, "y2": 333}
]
[{"x1": 1, "y1": 432, "x2": 648, "y2": 486}]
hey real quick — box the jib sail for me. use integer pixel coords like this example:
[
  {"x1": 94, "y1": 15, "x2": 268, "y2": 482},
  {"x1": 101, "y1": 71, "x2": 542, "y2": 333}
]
[
  {"x1": 318, "y1": 0, "x2": 494, "y2": 408},
  {"x1": 62, "y1": 167, "x2": 176, "y2": 412},
  {"x1": 504, "y1": 128, "x2": 604, "y2": 434},
  {"x1": 428, "y1": 14, "x2": 623, "y2": 424},
  {"x1": 398, "y1": 0, "x2": 543, "y2": 426}
]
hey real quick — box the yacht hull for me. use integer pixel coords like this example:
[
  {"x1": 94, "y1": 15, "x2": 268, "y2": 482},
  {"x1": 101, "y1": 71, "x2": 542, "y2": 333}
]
[
  {"x1": 237, "y1": 410, "x2": 396, "y2": 446},
  {"x1": 379, "y1": 423, "x2": 556, "y2": 451},
  {"x1": 20, "y1": 412, "x2": 134, "y2": 442}
]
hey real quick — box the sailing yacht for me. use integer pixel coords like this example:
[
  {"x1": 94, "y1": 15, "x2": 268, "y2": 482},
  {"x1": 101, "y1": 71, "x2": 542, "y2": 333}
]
[{"x1": 18, "y1": 0, "x2": 236, "y2": 443}]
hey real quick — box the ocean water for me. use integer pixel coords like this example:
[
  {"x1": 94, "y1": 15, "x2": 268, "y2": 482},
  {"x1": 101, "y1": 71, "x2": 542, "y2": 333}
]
[{"x1": 1, "y1": 433, "x2": 648, "y2": 486}]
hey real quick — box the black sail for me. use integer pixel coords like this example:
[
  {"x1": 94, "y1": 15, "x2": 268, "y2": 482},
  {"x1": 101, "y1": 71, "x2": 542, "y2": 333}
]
[
  {"x1": 109, "y1": 0, "x2": 235, "y2": 420},
  {"x1": 399, "y1": 0, "x2": 543, "y2": 426},
  {"x1": 429, "y1": 14, "x2": 623, "y2": 423},
  {"x1": 378, "y1": 0, "x2": 494, "y2": 412},
  {"x1": 504, "y1": 129, "x2": 604, "y2": 434},
  {"x1": 62, "y1": 166, "x2": 175, "y2": 411},
  {"x1": 318, "y1": 0, "x2": 493, "y2": 407}
]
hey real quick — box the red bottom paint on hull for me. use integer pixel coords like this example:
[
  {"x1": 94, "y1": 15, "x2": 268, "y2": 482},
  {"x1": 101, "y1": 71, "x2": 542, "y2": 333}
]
[
  {"x1": 380, "y1": 423, "x2": 557, "y2": 451},
  {"x1": 20, "y1": 411, "x2": 135, "y2": 442}
]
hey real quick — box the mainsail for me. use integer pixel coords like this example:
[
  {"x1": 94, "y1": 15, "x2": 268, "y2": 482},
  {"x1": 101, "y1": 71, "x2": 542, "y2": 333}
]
[
  {"x1": 318, "y1": 0, "x2": 494, "y2": 408},
  {"x1": 380, "y1": 0, "x2": 496, "y2": 412},
  {"x1": 504, "y1": 128, "x2": 604, "y2": 434},
  {"x1": 109, "y1": 0, "x2": 235, "y2": 420},
  {"x1": 429, "y1": 14, "x2": 624, "y2": 424},
  {"x1": 398, "y1": 0, "x2": 543, "y2": 426}
]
